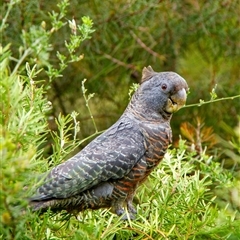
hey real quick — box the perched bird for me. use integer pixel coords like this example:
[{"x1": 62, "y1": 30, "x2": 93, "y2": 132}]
[{"x1": 30, "y1": 66, "x2": 188, "y2": 219}]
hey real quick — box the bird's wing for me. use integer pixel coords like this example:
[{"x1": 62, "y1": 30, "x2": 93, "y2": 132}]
[{"x1": 31, "y1": 117, "x2": 146, "y2": 200}]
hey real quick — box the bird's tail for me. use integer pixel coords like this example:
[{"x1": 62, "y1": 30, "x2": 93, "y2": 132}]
[
  {"x1": 29, "y1": 199, "x2": 59, "y2": 212},
  {"x1": 29, "y1": 194, "x2": 85, "y2": 214},
  {"x1": 29, "y1": 182, "x2": 115, "y2": 214}
]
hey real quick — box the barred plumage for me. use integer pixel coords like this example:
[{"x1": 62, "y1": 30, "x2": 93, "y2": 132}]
[{"x1": 30, "y1": 66, "x2": 188, "y2": 219}]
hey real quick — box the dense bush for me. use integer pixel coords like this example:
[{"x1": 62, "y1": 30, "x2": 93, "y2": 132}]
[{"x1": 1, "y1": 0, "x2": 239, "y2": 239}]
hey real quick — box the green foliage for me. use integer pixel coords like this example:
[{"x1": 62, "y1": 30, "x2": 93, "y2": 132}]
[
  {"x1": 128, "y1": 83, "x2": 140, "y2": 100},
  {"x1": 3, "y1": 0, "x2": 239, "y2": 141},
  {"x1": 0, "y1": 1, "x2": 95, "y2": 238},
  {"x1": 0, "y1": 45, "x2": 50, "y2": 239},
  {"x1": 1, "y1": 0, "x2": 239, "y2": 239}
]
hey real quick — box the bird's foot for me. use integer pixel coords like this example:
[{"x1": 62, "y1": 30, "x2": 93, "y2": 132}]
[
  {"x1": 121, "y1": 212, "x2": 135, "y2": 220},
  {"x1": 115, "y1": 207, "x2": 125, "y2": 216},
  {"x1": 115, "y1": 207, "x2": 135, "y2": 220},
  {"x1": 127, "y1": 202, "x2": 137, "y2": 214}
]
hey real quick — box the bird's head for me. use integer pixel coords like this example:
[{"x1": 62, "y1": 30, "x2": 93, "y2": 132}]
[{"x1": 130, "y1": 66, "x2": 188, "y2": 120}]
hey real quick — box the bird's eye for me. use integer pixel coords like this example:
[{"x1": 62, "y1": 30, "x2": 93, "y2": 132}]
[{"x1": 161, "y1": 84, "x2": 167, "y2": 90}]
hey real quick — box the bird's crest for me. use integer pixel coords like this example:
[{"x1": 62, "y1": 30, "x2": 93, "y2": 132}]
[{"x1": 141, "y1": 66, "x2": 157, "y2": 83}]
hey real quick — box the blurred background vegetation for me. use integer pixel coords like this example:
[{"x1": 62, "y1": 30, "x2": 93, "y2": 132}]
[
  {"x1": 3, "y1": 0, "x2": 239, "y2": 142},
  {"x1": 1, "y1": 0, "x2": 240, "y2": 239}
]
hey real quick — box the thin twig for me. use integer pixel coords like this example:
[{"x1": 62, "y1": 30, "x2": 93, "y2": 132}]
[
  {"x1": 183, "y1": 95, "x2": 240, "y2": 108},
  {"x1": 81, "y1": 79, "x2": 99, "y2": 133},
  {"x1": 130, "y1": 31, "x2": 165, "y2": 61},
  {"x1": 12, "y1": 48, "x2": 32, "y2": 75},
  {"x1": 0, "y1": 0, "x2": 15, "y2": 32},
  {"x1": 103, "y1": 53, "x2": 136, "y2": 70},
  {"x1": 78, "y1": 130, "x2": 104, "y2": 146}
]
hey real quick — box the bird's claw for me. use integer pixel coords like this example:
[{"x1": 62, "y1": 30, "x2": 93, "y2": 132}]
[
  {"x1": 127, "y1": 202, "x2": 137, "y2": 214},
  {"x1": 121, "y1": 212, "x2": 135, "y2": 220},
  {"x1": 115, "y1": 207, "x2": 125, "y2": 216},
  {"x1": 115, "y1": 206, "x2": 136, "y2": 220}
]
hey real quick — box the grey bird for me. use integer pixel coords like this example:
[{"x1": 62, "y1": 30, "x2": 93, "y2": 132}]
[{"x1": 30, "y1": 66, "x2": 188, "y2": 219}]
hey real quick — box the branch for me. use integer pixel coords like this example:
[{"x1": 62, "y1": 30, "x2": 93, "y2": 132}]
[
  {"x1": 183, "y1": 95, "x2": 240, "y2": 108},
  {"x1": 0, "y1": 0, "x2": 18, "y2": 32},
  {"x1": 81, "y1": 79, "x2": 99, "y2": 133},
  {"x1": 130, "y1": 31, "x2": 165, "y2": 61},
  {"x1": 103, "y1": 53, "x2": 136, "y2": 70}
]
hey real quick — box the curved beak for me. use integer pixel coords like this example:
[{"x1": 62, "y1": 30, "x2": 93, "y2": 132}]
[{"x1": 165, "y1": 88, "x2": 187, "y2": 113}]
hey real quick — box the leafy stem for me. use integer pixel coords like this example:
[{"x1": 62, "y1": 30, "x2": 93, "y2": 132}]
[
  {"x1": 81, "y1": 79, "x2": 98, "y2": 133},
  {"x1": 0, "y1": 0, "x2": 21, "y2": 32},
  {"x1": 78, "y1": 130, "x2": 105, "y2": 146},
  {"x1": 183, "y1": 95, "x2": 240, "y2": 108}
]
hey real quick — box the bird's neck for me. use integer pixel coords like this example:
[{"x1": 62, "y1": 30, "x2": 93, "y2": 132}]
[
  {"x1": 124, "y1": 102, "x2": 172, "y2": 123},
  {"x1": 125, "y1": 90, "x2": 173, "y2": 123}
]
